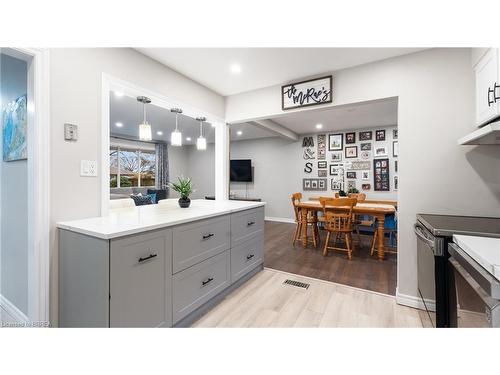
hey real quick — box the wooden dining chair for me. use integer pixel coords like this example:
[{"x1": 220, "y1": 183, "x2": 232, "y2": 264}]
[
  {"x1": 319, "y1": 197, "x2": 357, "y2": 259},
  {"x1": 291, "y1": 193, "x2": 319, "y2": 247},
  {"x1": 348, "y1": 193, "x2": 373, "y2": 246}
]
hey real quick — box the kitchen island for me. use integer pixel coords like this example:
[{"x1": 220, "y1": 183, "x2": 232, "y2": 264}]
[{"x1": 57, "y1": 199, "x2": 265, "y2": 327}]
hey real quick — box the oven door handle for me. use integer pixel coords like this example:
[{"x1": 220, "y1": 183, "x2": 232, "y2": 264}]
[{"x1": 414, "y1": 223, "x2": 435, "y2": 250}]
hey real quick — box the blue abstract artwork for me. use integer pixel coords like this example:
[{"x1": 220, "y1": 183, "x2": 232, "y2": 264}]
[{"x1": 2, "y1": 94, "x2": 27, "y2": 161}]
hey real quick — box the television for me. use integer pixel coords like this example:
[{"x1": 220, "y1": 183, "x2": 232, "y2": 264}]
[{"x1": 230, "y1": 159, "x2": 252, "y2": 182}]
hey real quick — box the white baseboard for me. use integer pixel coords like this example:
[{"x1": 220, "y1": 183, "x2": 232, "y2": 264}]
[
  {"x1": 0, "y1": 294, "x2": 29, "y2": 323},
  {"x1": 265, "y1": 216, "x2": 295, "y2": 224},
  {"x1": 396, "y1": 288, "x2": 436, "y2": 312}
]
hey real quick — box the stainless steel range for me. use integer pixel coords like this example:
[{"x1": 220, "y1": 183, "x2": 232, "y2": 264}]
[{"x1": 415, "y1": 214, "x2": 500, "y2": 327}]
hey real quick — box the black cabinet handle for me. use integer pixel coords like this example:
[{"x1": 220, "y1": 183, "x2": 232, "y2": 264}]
[
  {"x1": 494, "y1": 82, "x2": 500, "y2": 102},
  {"x1": 202, "y1": 233, "x2": 215, "y2": 240},
  {"x1": 138, "y1": 253, "x2": 157, "y2": 263},
  {"x1": 247, "y1": 221, "x2": 256, "y2": 226},
  {"x1": 488, "y1": 86, "x2": 495, "y2": 106},
  {"x1": 246, "y1": 254, "x2": 255, "y2": 260},
  {"x1": 202, "y1": 277, "x2": 214, "y2": 286}
]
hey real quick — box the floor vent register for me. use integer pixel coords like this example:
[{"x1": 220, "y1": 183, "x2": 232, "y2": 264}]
[{"x1": 283, "y1": 279, "x2": 310, "y2": 290}]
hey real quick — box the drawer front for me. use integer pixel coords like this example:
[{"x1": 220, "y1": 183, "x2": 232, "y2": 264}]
[
  {"x1": 231, "y1": 207, "x2": 265, "y2": 247},
  {"x1": 231, "y1": 235, "x2": 264, "y2": 283},
  {"x1": 172, "y1": 250, "x2": 230, "y2": 323},
  {"x1": 173, "y1": 215, "x2": 230, "y2": 274},
  {"x1": 110, "y1": 229, "x2": 172, "y2": 328}
]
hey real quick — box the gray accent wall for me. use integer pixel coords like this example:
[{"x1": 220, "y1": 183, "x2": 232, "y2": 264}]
[{"x1": 0, "y1": 53, "x2": 28, "y2": 314}]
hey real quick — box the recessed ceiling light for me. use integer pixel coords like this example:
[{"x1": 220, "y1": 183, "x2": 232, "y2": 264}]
[
  {"x1": 114, "y1": 91, "x2": 124, "y2": 97},
  {"x1": 236, "y1": 130, "x2": 243, "y2": 136},
  {"x1": 230, "y1": 63, "x2": 242, "y2": 74},
  {"x1": 115, "y1": 122, "x2": 123, "y2": 128},
  {"x1": 315, "y1": 123, "x2": 323, "y2": 129},
  {"x1": 156, "y1": 131, "x2": 163, "y2": 135},
  {"x1": 186, "y1": 137, "x2": 192, "y2": 141}
]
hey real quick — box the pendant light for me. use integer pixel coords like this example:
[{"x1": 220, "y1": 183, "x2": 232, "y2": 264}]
[
  {"x1": 196, "y1": 116, "x2": 207, "y2": 150},
  {"x1": 137, "y1": 96, "x2": 152, "y2": 141},
  {"x1": 170, "y1": 108, "x2": 183, "y2": 146}
]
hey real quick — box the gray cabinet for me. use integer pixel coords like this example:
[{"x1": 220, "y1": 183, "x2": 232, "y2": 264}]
[
  {"x1": 172, "y1": 250, "x2": 230, "y2": 323},
  {"x1": 173, "y1": 216, "x2": 230, "y2": 273},
  {"x1": 230, "y1": 207, "x2": 265, "y2": 247},
  {"x1": 110, "y1": 229, "x2": 172, "y2": 327},
  {"x1": 58, "y1": 206, "x2": 264, "y2": 327},
  {"x1": 231, "y1": 235, "x2": 264, "y2": 283}
]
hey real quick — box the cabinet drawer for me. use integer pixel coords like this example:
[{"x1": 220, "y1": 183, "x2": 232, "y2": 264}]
[
  {"x1": 110, "y1": 229, "x2": 172, "y2": 328},
  {"x1": 173, "y1": 215, "x2": 230, "y2": 274},
  {"x1": 172, "y1": 250, "x2": 230, "y2": 323},
  {"x1": 231, "y1": 235, "x2": 264, "y2": 283},
  {"x1": 231, "y1": 207, "x2": 265, "y2": 247}
]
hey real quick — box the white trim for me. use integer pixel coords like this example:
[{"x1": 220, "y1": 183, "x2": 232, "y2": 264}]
[
  {"x1": 395, "y1": 288, "x2": 435, "y2": 311},
  {"x1": 101, "y1": 74, "x2": 227, "y2": 215},
  {"x1": 1, "y1": 48, "x2": 50, "y2": 324},
  {"x1": 1, "y1": 294, "x2": 29, "y2": 323},
  {"x1": 265, "y1": 216, "x2": 295, "y2": 224}
]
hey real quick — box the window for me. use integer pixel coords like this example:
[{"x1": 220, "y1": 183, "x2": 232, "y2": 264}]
[{"x1": 110, "y1": 146, "x2": 156, "y2": 188}]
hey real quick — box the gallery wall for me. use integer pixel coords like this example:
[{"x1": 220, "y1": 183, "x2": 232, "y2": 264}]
[
  {"x1": 229, "y1": 125, "x2": 397, "y2": 221},
  {"x1": 0, "y1": 53, "x2": 29, "y2": 315},
  {"x1": 226, "y1": 48, "x2": 493, "y2": 307}
]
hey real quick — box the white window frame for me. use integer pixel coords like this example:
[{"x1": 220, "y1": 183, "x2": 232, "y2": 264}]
[{"x1": 110, "y1": 146, "x2": 156, "y2": 188}]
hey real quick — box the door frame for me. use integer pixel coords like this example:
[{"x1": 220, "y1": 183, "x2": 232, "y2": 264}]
[
  {"x1": 0, "y1": 48, "x2": 50, "y2": 323},
  {"x1": 100, "y1": 73, "x2": 229, "y2": 216}
]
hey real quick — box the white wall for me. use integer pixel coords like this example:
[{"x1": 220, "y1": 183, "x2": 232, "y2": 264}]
[
  {"x1": 230, "y1": 125, "x2": 398, "y2": 221},
  {"x1": 226, "y1": 48, "x2": 500, "y2": 301},
  {"x1": 49, "y1": 48, "x2": 224, "y2": 325},
  {"x1": 0, "y1": 53, "x2": 29, "y2": 314}
]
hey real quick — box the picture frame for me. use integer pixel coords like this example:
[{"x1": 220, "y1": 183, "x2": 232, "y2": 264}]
[
  {"x1": 331, "y1": 179, "x2": 343, "y2": 191},
  {"x1": 345, "y1": 146, "x2": 358, "y2": 158},
  {"x1": 350, "y1": 161, "x2": 371, "y2": 170},
  {"x1": 303, "y1": 179, "x2": 311, "y2": 190},
  {"x1": 282, "y1": 76, "x2": 333, "y2": 111},
  {"x1": 393, "y1": 129, "x2": 398, "y2": 139},
  {"x1": 347, "y1": 180, "x2": 356, "y2": 191},
  {"x1": 318, "y1": 170, "x2": 327, "y2": 177},
  {"x1": 373, "y1": 158, "x2": 390, "y2": 191},
  {"x1": 374, "y1": 146, "x2": 388, "y2": 157},
  {"x1": 360, "y1": 151, "x2": 371, "y2": 160},
  {"x1": 346, "y1": 171, "x2": 356, "y2": 179},
  {"x1": 359, "y1": 131, "x2": 372, "y2": 141},
  {"x1": 362, "y1": 183, "x2": 371, "y2": 190},
  {"x1": 345, "y1": 132, "x2": 356, "y2": 144},
  {"x1": 331, "y1": 152, "x2": 342, "y2": 162},
  {"x1": 318, "y1": 179, "x2": 327, "y2": 190},
  {"x1": 395, "y1": 160, "x2": 398, "y2": 173},
  {"x1": 303, "y1": 178, "x2": 327, "y2": 191},
  {"x1": 329, "y1": 164, "x2": 338, "y2": 176},
  {"x1": 362, "y1": 170, "x2": 370, "y2": 180},
  {"x1": 393, "y1": 141, "x2": 398, "y2": 157},
  {"x1": 376, "y1": 129, "x2": 386, "y2": 141},
  {"x1": 311, "y1": 179, "x2": 318, "y2": 189},
  {"x1": 328, "y1": 133, "x2": 343, "y2": 151},
  {"x1": 318, "y1": 161, "x2": 327, "y2": 169},
  {"x1": 317, "y1": 134, "x2": 326, "y2": 160},
  {"x1": 394, "y1": 175, "x2": 398, "y2": 191},
  {"x1": 360, "y1": 142, "x2": 371, "y2": 151}
]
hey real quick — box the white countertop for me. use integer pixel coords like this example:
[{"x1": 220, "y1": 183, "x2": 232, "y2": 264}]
[
  {"x1": 453, "y1": 234, "x2": 500, "y2": 281},
  {"x1": 57, "y1": 199, "x2": 266, "y2": 240}
]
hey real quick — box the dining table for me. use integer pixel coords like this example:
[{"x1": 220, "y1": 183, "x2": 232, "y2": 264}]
[{"x1": 296, "y1": 200, "x2": 396, "y2": 260}]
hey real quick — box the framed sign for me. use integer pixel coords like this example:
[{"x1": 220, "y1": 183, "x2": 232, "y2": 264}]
[
  {"x1": 282, "y1": 76, "x2": 333, "y2": 110},
  {"x1": 374, "y1": 158, "x2": 390, "y2": 191}
]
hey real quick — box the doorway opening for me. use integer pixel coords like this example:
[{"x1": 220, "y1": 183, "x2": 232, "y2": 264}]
[{"x1": 228, "y1": 97, "x2": 399, "y2": 295}]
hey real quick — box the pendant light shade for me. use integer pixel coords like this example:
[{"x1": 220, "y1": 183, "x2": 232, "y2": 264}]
[
  {"x1": 170, "y1": 108, "x2": 183, "y2": 146},
  {"x1": 196, "y1": 116, "x2": 207, "y2": 150},
  {"x1": 137, "y1": 96, "x2": 152, "y2": 141}
]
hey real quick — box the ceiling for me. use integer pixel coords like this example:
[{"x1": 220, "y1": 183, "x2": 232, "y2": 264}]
[
  {"x1": 271, "y1": 97, "x2": 398, "y2": 134},
  {"x1": 110, "y1": 92, "x2": 277, "y2": 144},
  {"x1": 137, "y1": 48, "x2": 425, "y2": 96}
]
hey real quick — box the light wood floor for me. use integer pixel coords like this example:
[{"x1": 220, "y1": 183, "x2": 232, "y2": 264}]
[{"x1": 193, "y1": 269, "x2": 425, "y2": 328}]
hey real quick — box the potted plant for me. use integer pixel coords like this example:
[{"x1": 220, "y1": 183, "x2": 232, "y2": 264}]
[{"x1": 168, "y1": 176, "x2": 194, "y2": 208}]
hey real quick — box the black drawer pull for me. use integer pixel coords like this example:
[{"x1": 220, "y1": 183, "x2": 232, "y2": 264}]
[
  {"x1": 247, "y1": 221, "x2": 256, "y2": 226},
  {"x1": 138, "y1": 253, "x2": 157, "y2": 263},
  {"x1": 246, "y1": 254, "x2": 255, "y2": 260},
  {"x1": 494, "y1": 82, "x2": 500, "y2": 102},
  {"x1": 202, "y1": 277, "x2": 214, "y2": 286},
  {"x1": 202, "y1": 233, "x2": 215, "y2": 240},
  {"x1": 488, "y1": 87, "x2": 495, "y2": 106}
]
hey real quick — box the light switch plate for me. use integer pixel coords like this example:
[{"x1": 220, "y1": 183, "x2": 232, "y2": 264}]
[
  {"x1": 64, "y1": 123, "x2": 78, "y2": 141},
  {"x1": 81, "y1": 160, "x2": 98, "y2": 177}
]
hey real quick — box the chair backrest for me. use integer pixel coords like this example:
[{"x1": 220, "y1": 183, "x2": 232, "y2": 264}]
[
  {"x1": 348, "y1": 193, "x2": 366, "y2": 202},
  {"x1": 319, "y1": 197, "x2": 357, "y2": 231},
  {"x1": 291, "y1": 192, "x2": 302, "y2": 222}
]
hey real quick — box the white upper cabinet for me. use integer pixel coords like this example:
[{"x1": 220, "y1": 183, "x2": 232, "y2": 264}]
[{"x1": 474, "y1": 48, "x2": 500, "y2": 126}]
